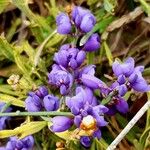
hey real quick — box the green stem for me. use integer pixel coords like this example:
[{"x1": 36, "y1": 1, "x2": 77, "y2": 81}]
[
  {"x1": 139, "y1": 0, "x2": 150, "y2": 15},
  {"x1": 0, "y1": 111, "x2": 74, "y2": 117}
]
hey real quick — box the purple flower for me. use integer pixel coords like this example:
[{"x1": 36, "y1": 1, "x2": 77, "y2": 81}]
[
  {"x1": 48, "y1": 65, "x2": 73, "y2": 95},
  {"x1": 107, "y1": 97, "x2": 129, "y2": 115},
  {"x1": 25, "y1": 92, "x2": 42, "y2": 112},
  {"x1": 72, "y1": 7, "x2": 96, "y2": 33},
  {"x1": 6, "y1": 135, "x2": 34, "y2": 150},
  {"x1": 43, "y1": 94, "x2": 59, "y2": 111},
  {"x1": 35, "y1": 86, "x2": 48, "y2": 99},
  {"x1": 50, "y1": 116, "x2": 73, "y2": 132},
  {"x1": 83, "y1": 33, "x2": 100, "y2": 52},
  {"x1": 80, "y1": 136, "x2": 91, "y2": 148},
  {"x1": 112, "y1": 57, "x2": 135, "y2": 77},
  {"x1": 54, "y1": 45, "x2": 85, "y2": 69},
  {"x1": 66, "y1": 87, "x2": 108, "y2": 140},
  {"x1": 0, "y1": 102, "x2": 12, "y2": 130},
  {"x1": 128, "y1": 67, "x2": 150, "y2": 92},
  {"x1": 56, "y1": 13, "x2": 72, "y2": 34}
]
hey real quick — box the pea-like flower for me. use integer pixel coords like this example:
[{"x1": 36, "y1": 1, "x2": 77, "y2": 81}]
[
  {"x1": 43, "y1": 94, "x2": 59, "y2": 111},
  {"x1": 56, "y1": 13, "x2": 72, "y2": 34},
  {"x1": 50, "y1": 116, "x2": 73, "y2": 132},
  {"x1": 72, "y1": 6, "x2": 96, "y2": 33},
  {"x1": 112, "y1": 57, "x2": 150, "y2": 92},
  {"x1": 83, "y1": 33, "x2": 100, "y2": 52},
  {"x1": 48, "y1": 65, "x2": 73, "y2": 95},
  {"x1": 25, "y1": 92, "x2": 42, "y2": 112},
  {"x1": 66, "y1": 87, "x2": 108, "y2": 142},
  {"x1": 106, "y1": 97, "x2": 129, "y2": 115},
  {"x1": 54, "y1": 44, "x2": 86, "y2": 69},
  {"x1": 0, "y1": 102, "x2": 12, "y2": 130},
  {"x1": 112, "y1": 57, "x2": 135, "y2": 77},
  {"x1": 5, "y1": 135, "x2": 34, "y2": 150},
  {"x1": 129, "y1": 66, "x2": 150, "y2": 92}
]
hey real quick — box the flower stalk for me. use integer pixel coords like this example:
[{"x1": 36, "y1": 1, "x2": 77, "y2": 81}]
[{"x1": 0, "y1": 111, "x2": 73, "y2": 117}]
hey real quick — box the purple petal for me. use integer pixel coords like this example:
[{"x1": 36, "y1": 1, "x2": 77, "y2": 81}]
[
  {"x1": 81, "y1": 74, "x2": 104, "y2": 89},
  {"x1": 43, "y1": 95, "x2": 59, "y2": 111},
  {"x1": 74, "y1": 115, "x2": 82, "y2": 127},
  {"x1": 80, "y1": 136, "x2": 91, "y2": 148},
  {"x1": 56, "y1": 13, "x2": 72, "y2": 34},
  {"x1": 69, "y1": 58, "x2": 78, "y2": 69},
  {"x1": 93, "y1": 129, "x2": 101, "y2": 139},
  {"x1": 60, "y1": 84, "x2": 67, "y2": 95},
  {"x1": 116, "y1": 98, "x2": 128, "y2": 114},
  {"x1": 84, "y1": 33, "x2": 100, "y2": 52},
  {"x1": 80, "y1": 14, "x2": 96, "y2": 33},
  {"x1": 118, "y1": 84, "x2": 128, "y2": 97},
  {"x1": 25, "y1": 95, "x2": 42, "y2": 112},
  {"x1": 50, "y1": 116, "x2": 72, "y2": 132},
  {"x1": 35, "y1": 86, "x2": 48, "y2": 98},
  {"x1": 117, "y1": 75, "x2": 126, "y2": 85},
  {"x1": 76, "y1": 51, "x2": 86, "y2": 65}
]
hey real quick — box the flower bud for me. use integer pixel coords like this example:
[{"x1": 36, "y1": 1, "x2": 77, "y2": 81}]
[
  {"x1": 83, "y1": 34, "x2": 100, "y2": 52},
  {"x1": 50, "y1": 116, "x2": 73, "y2": 132},
  {"x1": 56, "y1": 13, "x2": 72, "y2": 34},
  {"x1": 43, "y1": 95, "x2": 59, "y2": 111},
  {"x1": 25, "y1": 93, "x2": 42, "y2": 112}
]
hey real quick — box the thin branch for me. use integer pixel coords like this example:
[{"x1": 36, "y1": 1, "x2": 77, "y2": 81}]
[
  {"x1": 0, "y1": 111, "x2": 73, "y2": 117},
  {"x1": 107, "y1": 100, "x2": 150, "y2": 150},
  {"x1": 34, "y1": 30, "x2": 57, "y2": 67}
]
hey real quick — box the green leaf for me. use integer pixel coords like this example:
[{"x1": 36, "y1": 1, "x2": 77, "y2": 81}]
[
  {"x1": 0, "y1": 94, "x2": 24, "y2": 107},
  {"x1": 103, "y1": 0, "x2": 117, "y2": 14},
  {"x1": 0, "y1": 36, "x2": 14, "y2": 61},
  {"x1": 0, "y1": 121, "x2": 47, "y2": 139},
  {"x1": 103, "y1": 41, "x2": 113, "y2": 66},
  {"x1": 139, "y1": 127, "x2": 150, "y2": 149},
  {"x1": 6, "y1": 18, "x2": 21, "y2": 42}
]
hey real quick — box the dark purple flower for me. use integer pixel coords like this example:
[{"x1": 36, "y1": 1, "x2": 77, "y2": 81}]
[
  {"x1": 129, "y1": 68, "x2": 150, "y2": 92},
  {"x1": 112, "y1": 57, "x2": 135, "y2": 77},
  {"x1": 50, "y1": 116, "x2": 73, "y2": 132},
  {"x1": 111, "y1": 82, "x2": 127, "y2": 97},
  {"x1": 56, "y1": 13, "x2": 72, "y2": 34},
  {"x1": 83, "y1": 33, "x2": 100, "y2": 52},
  {"x1": 0, "y1": 102, "x2": 12, "y2": 130},
  {"x1": 43, "y1": 94, "x2": 59, "y2": 111},
  {"x1": 25, "y1": 93, "x2": 42, "y2": 112},
  {"x1": 6, "y1": 135, "x2": 34, "y2": 150},
  {"x1": 72, "y1": 7, "x2": 96, "y2": 33},
  {"x1": 107, "y1": 97, "x2": 128, "y2": 115},
  {"x1": 80, "y1": 136, "x2": 91, "y2": 148},
  {"x1": 48, "y1": 66, "x2": 73, "y2": 95},
  {"x1": 35, "y1": 86, "x2": 48, "y2": 99}
]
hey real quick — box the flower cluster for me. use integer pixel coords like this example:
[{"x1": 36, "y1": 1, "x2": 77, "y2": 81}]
[
  {"x1": 11, "y1": 6, "x2": 149, "y2": 149},
  {"x1": 5, "y1": 136, "x2": 34, "y2": 150},
  {"x1": 105, "y1": 57, "x2": 150, "y2": 115},
  {"x1": 25, "y1": 86, "x2": 60, "y2": 112}
]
